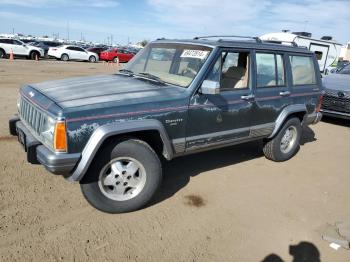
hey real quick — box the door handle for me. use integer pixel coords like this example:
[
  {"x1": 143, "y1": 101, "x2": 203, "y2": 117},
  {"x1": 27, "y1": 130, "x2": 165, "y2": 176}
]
[
  {"x1": 241, "y1": 94, "x2": 255, "y2": 101},
  {"x1": 279, "y1": 91, "x2": 291, "y2": 97}
]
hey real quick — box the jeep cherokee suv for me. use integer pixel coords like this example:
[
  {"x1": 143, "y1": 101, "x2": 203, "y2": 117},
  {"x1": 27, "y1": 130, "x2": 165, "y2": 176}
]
[{"x1": 9, "y1": 37, "x2": 323, "y2": 213}]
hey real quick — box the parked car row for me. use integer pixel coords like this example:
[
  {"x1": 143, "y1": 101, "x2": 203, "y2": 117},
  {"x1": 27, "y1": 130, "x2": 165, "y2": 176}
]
[{"x1": 0, "y1": 37, "x2": 140, "y2": 63}]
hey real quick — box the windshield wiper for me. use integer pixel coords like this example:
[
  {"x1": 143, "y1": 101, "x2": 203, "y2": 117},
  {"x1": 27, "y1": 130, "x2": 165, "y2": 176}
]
[
  {"x1": 136, "y1": 72, "x2": 166, "y2": 84},
  {"x1": 118, "y1": 69, "x2": 134, "y2": 76}
]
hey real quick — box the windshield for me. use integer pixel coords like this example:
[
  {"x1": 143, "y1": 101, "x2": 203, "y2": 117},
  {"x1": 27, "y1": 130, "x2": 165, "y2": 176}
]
[
  {"x1": 123, "y1": 43, "x2": 212, "y2": 87},
  {"x1": 338, "y1": 64, "x2": 350, "y2": 75}
]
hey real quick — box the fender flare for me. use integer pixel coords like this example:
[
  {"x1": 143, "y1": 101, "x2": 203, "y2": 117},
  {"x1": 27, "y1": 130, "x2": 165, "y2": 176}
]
[
  {"x1": 268, "y1": 104, "x2": 307, "y2": 138},
  {"x1": 67, "y1": 119, "x2": 173, "y2": 181}
]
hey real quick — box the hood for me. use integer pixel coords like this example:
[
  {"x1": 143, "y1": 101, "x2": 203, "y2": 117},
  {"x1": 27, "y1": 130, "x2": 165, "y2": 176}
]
[
  {"x1": 29, "y1": 74, "x2": 185, "y2": 109},
  {"x1": 322, "y1": 74, "x2": 350, "y2": 92}
]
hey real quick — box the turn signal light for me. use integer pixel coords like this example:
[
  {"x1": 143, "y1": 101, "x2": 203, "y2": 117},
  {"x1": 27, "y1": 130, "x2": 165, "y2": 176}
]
[{"x1": 54, "y1": 121, "x2": 67, "y2": 152}]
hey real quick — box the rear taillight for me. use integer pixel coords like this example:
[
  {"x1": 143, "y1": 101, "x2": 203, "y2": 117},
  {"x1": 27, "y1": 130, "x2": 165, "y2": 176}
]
[{"x1": 316, "y1": 94, "x2": 324, "y2": 112}]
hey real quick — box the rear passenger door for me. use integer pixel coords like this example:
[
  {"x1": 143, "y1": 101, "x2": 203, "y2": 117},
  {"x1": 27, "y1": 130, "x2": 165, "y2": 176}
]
[
  {"x1": 252, "y1": 51, "x2": 292, "y2": 126},
  {"x1": 288, "y1": 54, "x2": 320, "y2": 112}
]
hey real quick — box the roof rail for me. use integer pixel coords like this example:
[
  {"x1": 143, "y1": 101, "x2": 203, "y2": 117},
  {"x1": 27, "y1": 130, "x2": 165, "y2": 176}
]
[
  {"x1": 193, "y1": 35, "x2": 262, "y2": 43},
  {"x1": 262, "y1": 40, "x2": 299, "y2": 47}
]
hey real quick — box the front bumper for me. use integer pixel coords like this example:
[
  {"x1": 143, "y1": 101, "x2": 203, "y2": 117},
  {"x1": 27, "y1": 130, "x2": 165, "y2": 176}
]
[
  {"x1": 9, "y1": 116, "x2": 81, "y2": 176},
  {"x1": 320, "y1": 109, "x2": 350, "y2": 120}
]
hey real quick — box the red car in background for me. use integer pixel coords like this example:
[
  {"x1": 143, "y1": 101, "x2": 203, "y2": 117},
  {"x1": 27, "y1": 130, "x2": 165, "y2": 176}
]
[{"x1": 100, "y1": 48, "x2": 135, "y2": 63}]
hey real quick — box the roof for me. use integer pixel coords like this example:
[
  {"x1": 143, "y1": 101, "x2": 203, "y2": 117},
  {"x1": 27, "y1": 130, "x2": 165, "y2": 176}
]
[{"x1": 153, "y1": 38, "x2": 313, "y2": 54}]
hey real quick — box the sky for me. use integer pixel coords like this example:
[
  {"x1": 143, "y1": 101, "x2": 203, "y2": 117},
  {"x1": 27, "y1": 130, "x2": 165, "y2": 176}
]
[{"x1": 0, "y1": 0, "x2": 349, "y2": 45}]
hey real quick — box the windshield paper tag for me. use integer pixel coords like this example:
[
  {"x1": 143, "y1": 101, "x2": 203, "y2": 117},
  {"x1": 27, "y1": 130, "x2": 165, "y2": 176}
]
[{"x1": 181, "y1": 50, "x2": 209, "y2": 59}]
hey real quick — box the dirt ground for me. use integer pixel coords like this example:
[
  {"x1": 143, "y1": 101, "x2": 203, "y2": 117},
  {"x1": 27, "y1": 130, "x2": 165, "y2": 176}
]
[{"x1": 0, "y1": 59, "x2": 349, "y2": 262}]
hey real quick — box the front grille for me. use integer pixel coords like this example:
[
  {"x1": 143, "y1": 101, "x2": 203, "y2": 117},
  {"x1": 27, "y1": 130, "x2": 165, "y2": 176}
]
[
  {"x1": 19, "y1": 97, "x2": 48, "y2": 135},
  {"x1": 322, "y1": 93, "x2": 350, "y2": 114}
]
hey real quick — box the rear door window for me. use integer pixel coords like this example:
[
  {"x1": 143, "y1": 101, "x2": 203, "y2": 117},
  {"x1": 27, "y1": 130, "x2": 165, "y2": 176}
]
[
  {"x1": 256, "y1": 53, "x2": 285, "y2": 87},
  {"x1": 289, "y1": 56, "x2": 317, "y2": 85}
]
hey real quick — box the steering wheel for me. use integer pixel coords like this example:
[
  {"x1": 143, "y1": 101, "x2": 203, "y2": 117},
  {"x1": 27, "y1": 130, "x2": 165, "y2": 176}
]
[{"x1": 181, "y1": 67, "x2": 197, "y2": 77}]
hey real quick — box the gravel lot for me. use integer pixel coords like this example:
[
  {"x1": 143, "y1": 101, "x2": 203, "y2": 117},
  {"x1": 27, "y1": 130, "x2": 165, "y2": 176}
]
[{"x1": 0, "y1": 59, "x2": 349, "y2": 262}]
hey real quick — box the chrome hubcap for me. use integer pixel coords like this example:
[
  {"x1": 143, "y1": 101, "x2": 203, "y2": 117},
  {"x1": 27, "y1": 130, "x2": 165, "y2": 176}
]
[
  {"x1": 280, "y1": 126, "x2": 297, "y2": 154},
  {"x1": 98, "y1": 157, "x2": 146, "y2": 201}
]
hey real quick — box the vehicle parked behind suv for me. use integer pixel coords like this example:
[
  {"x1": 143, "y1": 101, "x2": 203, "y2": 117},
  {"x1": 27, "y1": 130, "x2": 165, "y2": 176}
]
[
  {"x1": 321, "y1": 63, "x2": 350, "y2": 119},
  {"x1": 32, "y1": 41, "x2": 61, "y2": 57},
  {"x1": 48, "y1": 45, "x2": 98, "y2": 62},
  {"x1": 100, "y1": 48, "x2": 134, "y2": 63},
  {"x1": 9, "y1": 37, "x2": 323, "y2": 213},
  {"x1": 0, "y1": 38, "x2": 44, "y2": 59},
  {"x1": 87, "y1": 46, "x2": 108, "y2": 58}
]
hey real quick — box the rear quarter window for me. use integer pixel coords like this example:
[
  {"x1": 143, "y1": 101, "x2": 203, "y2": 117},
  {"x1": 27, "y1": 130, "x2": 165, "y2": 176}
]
[{"x1": 289, "y1": 55, "x2": 317, "y2": 85}]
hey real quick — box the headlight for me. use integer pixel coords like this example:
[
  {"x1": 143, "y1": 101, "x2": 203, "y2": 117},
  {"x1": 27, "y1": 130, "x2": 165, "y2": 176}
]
[
  {"x1": 41, "y1": 116, "x2": 56, "y2": 145},
  {"x1": 40, "y1": 118, "x2": 67, "y2": 152}
]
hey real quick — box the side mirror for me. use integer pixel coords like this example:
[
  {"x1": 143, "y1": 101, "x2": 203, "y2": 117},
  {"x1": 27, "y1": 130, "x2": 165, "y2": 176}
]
[{"x1": 200, "y1": 80, "x2": 220, "y2": 95}]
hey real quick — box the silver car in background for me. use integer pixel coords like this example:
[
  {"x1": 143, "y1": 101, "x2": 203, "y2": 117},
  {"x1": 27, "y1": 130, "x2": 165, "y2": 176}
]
[{"x1": 321, "y1": 64, "x2": 350, "y2": 119}]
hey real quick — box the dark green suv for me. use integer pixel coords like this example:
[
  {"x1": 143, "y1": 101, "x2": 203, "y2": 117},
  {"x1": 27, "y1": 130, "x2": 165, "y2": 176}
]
[{"x1": 9, "y1": 37, "x2": 323, "y2": 213}]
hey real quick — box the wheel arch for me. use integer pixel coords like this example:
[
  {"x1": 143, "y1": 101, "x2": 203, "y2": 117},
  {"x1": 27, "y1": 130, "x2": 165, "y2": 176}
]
[
  {"x1": 61, "y1": 53, "x2": 69, "y2": 59},
  {"x1": 68, "y1": 119, "x2": 173, "y2": 182},
  {"x1": 29, "y1": 49, "x2": 40, "y2": 57},
  {"x1": 268, "y1": 104, "x2": 307, "y2": 138}
]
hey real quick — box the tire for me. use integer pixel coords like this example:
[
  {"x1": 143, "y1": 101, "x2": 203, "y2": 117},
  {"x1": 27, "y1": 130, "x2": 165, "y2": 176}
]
[
  {"x1": 263, "y1": 117, "x2": 301, "y2": 162},
  {"x1": 80, "y1": 139, "x2": 162, "y2": 213},
  {"x1": 113, "y1": 56, "x2": 119, "y2": 63},
  {"x1": 0, "y1": 49, "x2": 6, "y2": 59},
  {"x1": 61, "y1": 53, "x2": 69, "y2": 61},
  {"x1": 30, "y1": 51, "x2": 40, "y2": 60},
  {"x1": 89, "y1": 55, "x2": 96, "y2": 63}
]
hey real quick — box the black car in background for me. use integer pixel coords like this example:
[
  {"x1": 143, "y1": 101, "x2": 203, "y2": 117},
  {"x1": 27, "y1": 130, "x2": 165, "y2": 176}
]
[
  {"x1": 321, "y1": 64, "x2": 350, "y2": 119},
  {"x1": 87, "y1": 46, "x2": 108, "y2": 58},
  {"x1": 31, "y1": 41, "x2": 61, "y2": 57}
]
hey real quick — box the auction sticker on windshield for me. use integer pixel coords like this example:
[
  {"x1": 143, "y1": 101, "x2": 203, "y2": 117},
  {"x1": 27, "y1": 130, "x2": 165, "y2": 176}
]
[{"x1": 181, "y1": 50, "x2": 209, "y2": 59}]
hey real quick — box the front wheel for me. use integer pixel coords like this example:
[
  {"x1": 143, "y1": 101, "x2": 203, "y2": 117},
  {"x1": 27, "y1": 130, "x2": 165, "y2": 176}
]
[
  {"x1": 89, "y1": 55, "x2": 97, "y2": 63},
  {"x1": 80, "y1": 139, "x2": 162, "y2": 213},
  {"x1": 30, "y1": 51, "x2": 40, "y2": 60},
  {"x1": 263, "y1": 117, "x2": 301, "y2": 162}
]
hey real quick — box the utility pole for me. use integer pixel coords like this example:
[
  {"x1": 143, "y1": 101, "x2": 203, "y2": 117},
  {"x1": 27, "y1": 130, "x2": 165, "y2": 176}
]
[
  {"x1": 111, "y1": 34, "x2": 113, "y2": 46},
  {"x1": 67, "y1": 21, "x2": 70, "y2": 41},
  {"x1": 127, "y1": 36, "x2": 129, "y2": 46},
  {"x1": 12, "y1": 28, "x2": 14, "y2": 35}
]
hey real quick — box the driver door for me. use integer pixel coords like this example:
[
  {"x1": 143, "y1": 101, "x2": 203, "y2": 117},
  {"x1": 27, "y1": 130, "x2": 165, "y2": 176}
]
[{"x1": 186, "y1": 49, "x2": 256, "y2": 151}]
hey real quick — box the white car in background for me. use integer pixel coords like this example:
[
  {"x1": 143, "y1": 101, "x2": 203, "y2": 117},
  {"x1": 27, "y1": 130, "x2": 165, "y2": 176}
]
[
  {"x1": 0, "y1": 38, "x2": 44, "y2": 59},
  {"x1": 48, "y1": 45, "x2": 98, "y2": 62}
]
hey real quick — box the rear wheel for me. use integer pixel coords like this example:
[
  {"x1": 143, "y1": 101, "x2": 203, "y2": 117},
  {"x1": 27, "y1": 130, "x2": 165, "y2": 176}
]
[
  {"x1": 0, "y1": 49, "x2": 6, "y2": 59},
  {"x1": 80, "y1": 139, "x2": 162, "y2": 213},
  {"x1": 263, "y1": 117, "x2": 301, "y2": 162},
  {"x1": 61, "y1": 54, "x2": 69, "y2": 61},
  {"x1": 89, "y1": 55, "x2": 96, "y2": 63}
]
